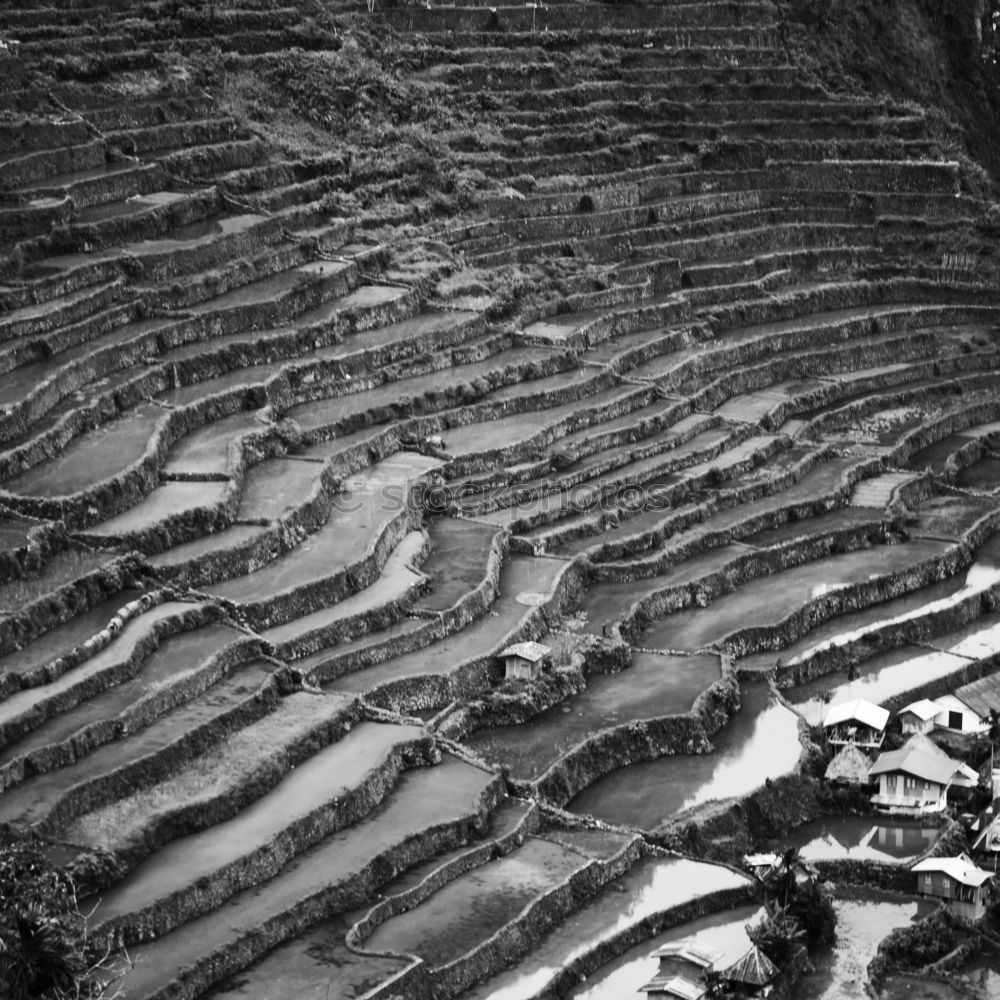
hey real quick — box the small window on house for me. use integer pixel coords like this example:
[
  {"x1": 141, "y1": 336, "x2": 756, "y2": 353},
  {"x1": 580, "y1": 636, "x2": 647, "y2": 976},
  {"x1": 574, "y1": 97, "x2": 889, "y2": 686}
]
[
  {"x1": 924, "y1": 873, "x2": 932, "y2": 891},
  {"x1": 942, "y1": 877, "x2": 951, "y2": 891},
  {"x1": 923, "y1": 781, "x2": 931, "y2": 790}
]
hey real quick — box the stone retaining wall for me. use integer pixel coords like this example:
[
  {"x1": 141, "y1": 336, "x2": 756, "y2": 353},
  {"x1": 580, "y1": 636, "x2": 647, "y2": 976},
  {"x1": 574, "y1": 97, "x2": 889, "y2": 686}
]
[
  {"x1": 526, "y1": 880, "x2": 757, "y2": 1000},
  {"x1": 714, "y1": 542, "x2": 971, "y2": 659},
  {"x1": 0, "y1": 548, "x2": 144, "y2": 658},
  {"x1": 523, "y1": 659, "x2": 739, "y2": 807},
  {"x1": 617, "y1": 519, "x2": 894, "y2": 645},
  {"x1": 0, "y1": 599, "x2": 223, "y2": 760},
  {"x1": 436, "y1": 832, "x2": 645, "y2": 999},
  {"x1": 37, "y1": 647, "x2": 280, "y2": 837},
  {"x1": 346, "y1": 799, "x2": 541, "y2": 954},
  {"x1": 359, "y1": 556, "x2": 586, "y2": 713},
  {"x1": 766, "y1": 583, "x2": 1000, "y2": 687},
  {"x1": 0, "y1": 588, "x2": 176, "y2": 701},
  {"x1": 138, "y1": 766, "x2": 505, "y2": 1000},
  {"x1": 96, "y1": 729, "x2": 439, "y2": 947}
]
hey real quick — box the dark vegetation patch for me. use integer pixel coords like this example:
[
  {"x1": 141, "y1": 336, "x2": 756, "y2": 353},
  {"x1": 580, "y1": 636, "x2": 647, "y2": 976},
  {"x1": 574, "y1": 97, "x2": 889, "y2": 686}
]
[{"x1": 778, "y1": 0, "x2": 1000, "y2": 190}]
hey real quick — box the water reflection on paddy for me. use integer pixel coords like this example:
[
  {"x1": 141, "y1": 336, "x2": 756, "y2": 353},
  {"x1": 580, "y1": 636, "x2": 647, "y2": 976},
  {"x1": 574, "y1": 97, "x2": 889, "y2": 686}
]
[
  {"x1": 774, "y1": 815, "x2": 940, "y2": 862},
  {"x1": 568, "y1": 684, "x2": 801, "y2": 828}
]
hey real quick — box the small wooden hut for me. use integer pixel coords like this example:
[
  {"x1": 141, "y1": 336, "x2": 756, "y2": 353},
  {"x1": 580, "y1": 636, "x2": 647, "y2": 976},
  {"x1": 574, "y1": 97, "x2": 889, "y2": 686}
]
[{"x1": 499, "y1": 641, "x2": 551, "y2": 681}]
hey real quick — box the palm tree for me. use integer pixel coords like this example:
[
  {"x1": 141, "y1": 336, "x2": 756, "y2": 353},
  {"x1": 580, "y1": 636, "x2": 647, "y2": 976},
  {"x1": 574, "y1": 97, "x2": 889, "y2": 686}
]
[
  {"x1": 0, "y1": 904, "x2": 82, "y2": 1000},
  {"x1": 760, "y1": 846, "x2": 803, "y2": 908},
  {"x1": 748, "y1": 904, "x2": 806, "y2": 967}
]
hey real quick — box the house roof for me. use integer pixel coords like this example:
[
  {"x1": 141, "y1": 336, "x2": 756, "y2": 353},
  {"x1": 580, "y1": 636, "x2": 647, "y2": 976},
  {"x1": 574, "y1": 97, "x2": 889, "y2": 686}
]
[
  {"x1": 952, "y1": 672, "x2": 1000, "y2": 719},
  {"x1": 906, "y1": 731, "x2": 952, "y2": 761},
  {"x1": 973, "y1": 802, "x2": 1000, "y2": 850},
  {"x1": 650, "y1": 941, "x2": 723, "y2": 968},
  {"x1": 722, "y1": 945, "x2": 778, "y2": 986},
  {"x1": 899, "y1": 699, "x2": 943, "y2": 722},
  {"x1": 743, "y1": 852, "x2": 781, "y2": 870},
  {"x1": 954, "y1": 762, "x2": 980, "y2": 788},
  {"x1": 823, "y1": 699, "x2": 890, "y2": 731},
  {"x1": 500, "y1": 641, "x2": 551, "y2": 662},
  {"x1": 868, "y1": 736, "x2": 962, "y2": 786},
  {"x1": 825, "y1": 743, "x2": 873, "y2": 784},
  {"x1": 912, "y1": 853, "x2": 994, "y2": 888},
  {"x1": 638, "y1": 976, "x2": 706, "y2": 1000}
]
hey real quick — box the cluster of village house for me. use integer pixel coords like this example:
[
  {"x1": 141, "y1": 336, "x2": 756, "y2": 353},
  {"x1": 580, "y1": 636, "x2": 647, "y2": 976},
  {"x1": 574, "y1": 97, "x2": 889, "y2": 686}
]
[
  {"x1": 819, "y1": 679, "x2": 1000, "y2": 925},
  {"x1": 635, "y1": 677, "x2": 1000, "y2": 999}
]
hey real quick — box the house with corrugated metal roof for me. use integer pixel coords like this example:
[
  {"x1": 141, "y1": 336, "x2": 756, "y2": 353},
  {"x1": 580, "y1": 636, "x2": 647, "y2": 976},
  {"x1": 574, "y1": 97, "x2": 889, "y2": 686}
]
[
  {"x1": 934, "y1": 673, "x2": 1000, "y2": 734},
  {"x1": 912, "y1": 853, "x2": 995, "y2": 921},
  {"x1": 823, "y1": 699, "x2": 890, "y2": 750},
  {"x1": 868, "y1": 734, "x2": 967, "y2": 815}
]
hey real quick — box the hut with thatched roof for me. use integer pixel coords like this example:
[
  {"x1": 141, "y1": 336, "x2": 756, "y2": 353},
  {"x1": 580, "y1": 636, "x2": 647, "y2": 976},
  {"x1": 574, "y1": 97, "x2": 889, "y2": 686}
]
[
  {"x1": 824, "y1": 743, "x2": 873, "y2": 786},
  {"x1": 721, "y1": 944, "x2": 778, "y2": 996}
]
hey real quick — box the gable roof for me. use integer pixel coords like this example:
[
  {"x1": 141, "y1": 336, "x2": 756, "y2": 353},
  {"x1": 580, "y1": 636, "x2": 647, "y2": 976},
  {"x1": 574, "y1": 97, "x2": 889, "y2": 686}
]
[
  {"x1": 868, "y1": 736, "x2": 962, "y2": 786},
  {"x1": 952, "y1": 673, "x2": 1000, "y2": 719},
  {"x1": 638, "y1": 976, "x2": 705, "y2": 1000},
  {"x1": 912, "y1": 853, "x2": 994, "y2": 888},
  {"x1": 823, "y1": 699, "x2": 890, "y2": 731},
  {"x1": 973, "y1": 802, "x2": 1000, "y2": 850},
  {"x1": 650, "y1": 941, "x2": 723, "y2": 968},
  {"x1": 500, "y1": 641, "x2": 551, "y2": 662},
  {"x1": 899, "y1": 699, "x2": 943, "y2": 722},
  {"x1": 905, "y1": 731, "x2": 951, "y2": 759},
  {"x1": 903, "y1": 734, "x2": 978, "y2": 788}
]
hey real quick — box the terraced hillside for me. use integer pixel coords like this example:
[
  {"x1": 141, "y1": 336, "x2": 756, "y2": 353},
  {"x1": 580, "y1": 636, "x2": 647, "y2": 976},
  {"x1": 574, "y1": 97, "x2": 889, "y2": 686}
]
[{"x1": 0, "y1": 1, "x2": 999, "y2": 998}]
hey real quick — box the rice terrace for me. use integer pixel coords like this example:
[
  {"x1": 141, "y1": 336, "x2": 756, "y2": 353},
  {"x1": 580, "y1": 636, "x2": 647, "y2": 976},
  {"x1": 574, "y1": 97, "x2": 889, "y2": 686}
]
[{"x1": 1, "y1": 1, "x2": 1000, "y2": 999}]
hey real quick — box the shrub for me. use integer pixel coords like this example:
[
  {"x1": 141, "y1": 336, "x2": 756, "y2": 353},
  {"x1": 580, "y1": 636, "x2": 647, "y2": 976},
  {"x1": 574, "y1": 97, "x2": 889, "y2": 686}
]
[
  {"x1": 748, "y1": 904, "x2": 805, "y2": 966},
  {"x1": 0, "y1": 833, "x2": 128, "y2": 1000}
]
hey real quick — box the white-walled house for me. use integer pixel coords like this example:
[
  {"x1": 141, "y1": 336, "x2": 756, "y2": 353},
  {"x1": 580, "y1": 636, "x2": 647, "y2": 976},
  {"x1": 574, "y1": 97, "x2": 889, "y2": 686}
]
[
  {"x1": 898, "y1": 699, "x2": 944, "y2": 735},
  {"x1": 868, "y1": 735, "x2": 967, "y2": 815},
  {"x1": 933, "y1": 692, "x2": 991, "y2": 735}
]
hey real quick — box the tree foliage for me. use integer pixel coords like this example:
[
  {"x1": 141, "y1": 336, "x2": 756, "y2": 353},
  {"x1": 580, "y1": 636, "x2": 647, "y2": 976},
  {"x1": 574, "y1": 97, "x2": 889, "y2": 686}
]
[
  {"x1": 748, "y1": 904, "x2": 806, "y2": 966},
  {"x1": 0, "y1": 834, "x2": 127, "y2": 1000},
  {"x1": 753, "y1": 847, "x2": 838, "y2": 969}
]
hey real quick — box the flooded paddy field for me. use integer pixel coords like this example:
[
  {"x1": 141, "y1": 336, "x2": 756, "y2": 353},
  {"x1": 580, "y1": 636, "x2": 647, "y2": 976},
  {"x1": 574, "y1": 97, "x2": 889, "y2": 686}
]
[
  {"x1": 808, "y1": 889, "x2": 933, "y2": 1000},
  {"x1": 568, "y1": 684, "x2": 802, "y2": 828},
  {"x1": 641, "y1": 537, "x2": 952, "y2": 652},
  {"x1": 772, "y1": 816, "x2": 941, "y2": 862}
]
